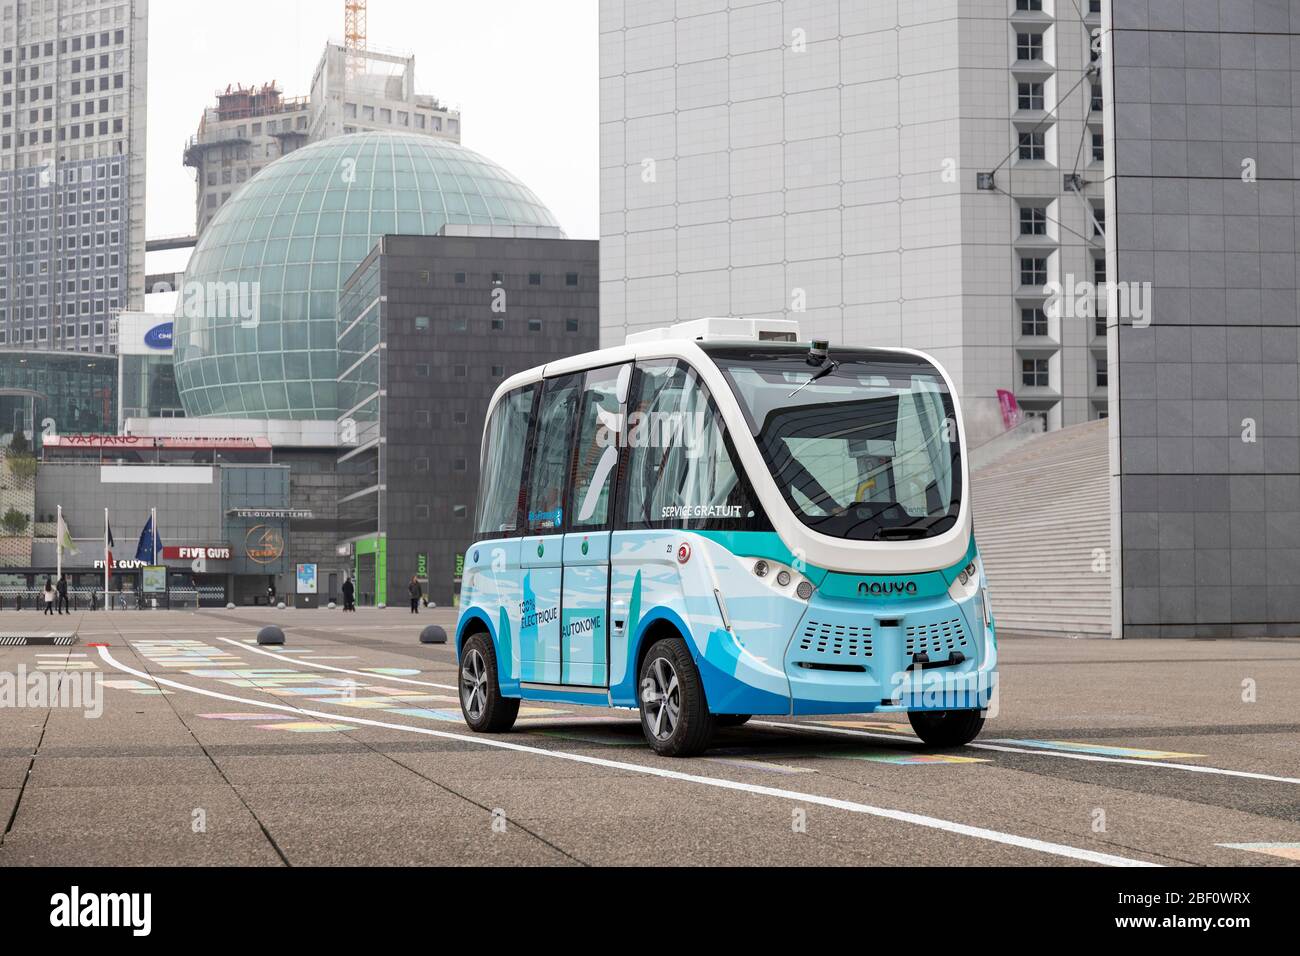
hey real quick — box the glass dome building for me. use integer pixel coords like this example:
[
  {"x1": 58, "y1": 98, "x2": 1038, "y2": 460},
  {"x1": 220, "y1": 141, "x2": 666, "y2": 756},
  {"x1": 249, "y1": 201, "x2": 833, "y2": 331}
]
[{"x1": 174, "y1": 132, "x2": 564, "y2": 420}]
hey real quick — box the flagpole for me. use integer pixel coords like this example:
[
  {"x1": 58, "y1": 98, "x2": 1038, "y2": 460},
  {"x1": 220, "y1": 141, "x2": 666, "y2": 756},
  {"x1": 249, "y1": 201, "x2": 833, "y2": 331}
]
[
  {"x1": 56, "y1": 504, "x2": 62, "y2": 580},
  {"x1": 151, "y1": 506, "x2": 157, "y2": 564},
  {"x1": 104, "y1": 507, "x2": 110, "y2": 613}
]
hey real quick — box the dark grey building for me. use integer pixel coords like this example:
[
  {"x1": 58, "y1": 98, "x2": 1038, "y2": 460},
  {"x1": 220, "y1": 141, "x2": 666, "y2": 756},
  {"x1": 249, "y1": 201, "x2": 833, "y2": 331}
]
[
  {"x1": 1106, "y1": 1, "x2": 1300, "y2": 636},
  {"x1": 337, "y1": 231, "x2": 599, "y2": 604}
]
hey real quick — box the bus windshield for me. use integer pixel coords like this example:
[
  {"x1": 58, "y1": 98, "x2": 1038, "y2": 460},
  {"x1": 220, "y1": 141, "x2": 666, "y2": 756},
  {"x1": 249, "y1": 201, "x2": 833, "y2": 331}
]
[{"x1": 706, "y1": 345, "x2": 963, "y2": 541}]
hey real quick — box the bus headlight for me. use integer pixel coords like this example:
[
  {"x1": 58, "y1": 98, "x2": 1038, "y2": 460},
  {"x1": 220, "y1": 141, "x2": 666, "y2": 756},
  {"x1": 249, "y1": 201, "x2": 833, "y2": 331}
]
[
  {"x1": 747, "y1": 558, "x2": 813, "y2": 601},
  {"x1": 948, "y1": 559, "x2": 982, "y2": 603}
]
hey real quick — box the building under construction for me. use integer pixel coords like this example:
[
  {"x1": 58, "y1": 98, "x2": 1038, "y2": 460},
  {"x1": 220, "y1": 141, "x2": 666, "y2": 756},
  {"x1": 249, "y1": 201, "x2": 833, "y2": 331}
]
[{"x1": 184, "y1": 42, "x2": 460, "y2": 236}]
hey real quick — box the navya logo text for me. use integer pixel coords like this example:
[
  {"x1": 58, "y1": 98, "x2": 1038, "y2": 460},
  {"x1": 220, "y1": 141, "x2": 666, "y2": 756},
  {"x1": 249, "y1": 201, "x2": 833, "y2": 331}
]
[
  {"x1": 143, "y1": 322, "x2": 174, "y2": 350},
  {"x1": 857, "y1": 580, "x2": 919, "y2": 597}
]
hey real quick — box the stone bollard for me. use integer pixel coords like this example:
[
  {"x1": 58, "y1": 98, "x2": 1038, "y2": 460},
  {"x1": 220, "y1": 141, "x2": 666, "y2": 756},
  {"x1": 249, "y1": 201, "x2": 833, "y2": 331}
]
[
  {"x1": 419, "y1": 625, "x2": 448, "y2": 645},
  {"x1": 256, "y1": 625, "x2": 285, "y2": 646}
]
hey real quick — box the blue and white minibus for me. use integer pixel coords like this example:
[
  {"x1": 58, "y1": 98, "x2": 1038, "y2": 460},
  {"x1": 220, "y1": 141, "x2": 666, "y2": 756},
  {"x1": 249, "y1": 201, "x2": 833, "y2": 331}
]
[{"x1": 456, "y1": 318, "x2": 997, "y2": 756}]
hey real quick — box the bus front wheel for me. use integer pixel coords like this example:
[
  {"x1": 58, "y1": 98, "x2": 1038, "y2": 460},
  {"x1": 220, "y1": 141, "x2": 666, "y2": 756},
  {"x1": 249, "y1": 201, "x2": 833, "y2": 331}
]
[
  {"x1": 459, "y1": 633, "x2": 519, "y2": 733},
  {"x1": 638, "y1": 638, "x2": 714, "y2": 757},
  {"x1": 907, "y1": 709, "x2": 984, "y2": 748}
]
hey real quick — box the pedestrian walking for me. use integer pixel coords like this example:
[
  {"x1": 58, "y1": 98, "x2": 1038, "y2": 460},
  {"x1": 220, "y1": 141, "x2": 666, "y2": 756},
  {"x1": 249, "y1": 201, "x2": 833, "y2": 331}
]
[
  {"x1": 341, "y1": 575, "x2": 355, "y2": 612},
  {"x1": 42, "y1": 577, "x2": 55, "y2": 616},
  {"x1": 408, "y1": 576, "x2": 422, "y2": 614},
  {"x1": 267, "y1": 581, "x2": 277, "y2": 606},
  {"x1": 56, "y1": 573, "x2": 70, "y2": 615}
]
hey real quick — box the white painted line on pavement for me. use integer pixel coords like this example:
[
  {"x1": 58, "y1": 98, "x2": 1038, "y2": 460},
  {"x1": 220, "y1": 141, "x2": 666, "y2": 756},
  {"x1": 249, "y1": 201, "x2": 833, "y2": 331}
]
[
  {"x1": 753, "y1": 720, "x2": 1300, "y2": 786},
  {"x1": 215, "y1": 636, "x2": 457, "y2": 690},
  {"x1": 96, "y1": 645, "x2": 1157, "y2": 868}
]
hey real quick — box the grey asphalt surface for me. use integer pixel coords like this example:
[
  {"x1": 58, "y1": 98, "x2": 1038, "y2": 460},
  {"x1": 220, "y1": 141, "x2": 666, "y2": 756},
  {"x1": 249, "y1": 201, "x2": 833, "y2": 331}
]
[{"x1": 1, "y1": 608, "x2": 1298, "y2": 866}]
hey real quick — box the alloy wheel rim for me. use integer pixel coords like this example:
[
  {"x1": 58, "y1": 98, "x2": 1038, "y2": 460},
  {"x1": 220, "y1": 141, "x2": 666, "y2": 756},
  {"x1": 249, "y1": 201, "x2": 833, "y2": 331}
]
[
  {"x1": 461, "y1": 648, "x2": 488, "y2": 720},
  {"x1": 643, "y1": 656, "x2": 680, "y2": 740}
]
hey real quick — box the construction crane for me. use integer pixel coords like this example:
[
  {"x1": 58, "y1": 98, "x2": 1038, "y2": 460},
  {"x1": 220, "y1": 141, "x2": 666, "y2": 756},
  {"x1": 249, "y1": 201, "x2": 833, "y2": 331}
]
[{"x1": 344, "y1": 0, "x2": 367, "y2": 83}]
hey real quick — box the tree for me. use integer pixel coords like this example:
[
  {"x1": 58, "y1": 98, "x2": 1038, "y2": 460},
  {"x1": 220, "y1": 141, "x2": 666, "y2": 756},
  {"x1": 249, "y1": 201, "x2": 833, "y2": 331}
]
[
  {"x1": 6, "y1": 454, "x2": 37, "y2": 480},
  {"x1": 7, "y1": 429, "x2": 29, "y2": 455},
  {"x1": 1, "y1": 508, "x2": 29, "y2": 537}
]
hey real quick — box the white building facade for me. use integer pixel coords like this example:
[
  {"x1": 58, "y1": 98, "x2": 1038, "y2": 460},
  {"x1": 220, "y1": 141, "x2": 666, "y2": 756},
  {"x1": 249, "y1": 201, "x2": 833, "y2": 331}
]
[{"x1": 599, "y1": 0, "x2": 1108, "y2": 437}]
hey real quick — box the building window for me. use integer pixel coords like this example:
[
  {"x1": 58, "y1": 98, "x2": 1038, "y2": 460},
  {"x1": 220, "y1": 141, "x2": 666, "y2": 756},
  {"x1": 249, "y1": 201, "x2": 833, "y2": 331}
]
[
  {"x1": 1091, "y1": 131, "x2": 1104, "y2": 163},
  {"x1": 491, "y1": 318, "x2": 505, "y2": 331},
  {"x1": 1095, "y1": 358, "x2": 1108, "y2": 388},
  {"x1": 565, "y1": 272, "x2": 579, "y2": 287},
  {"x1": 1016, "y1": 32, "x2": 1044, "y2": 61},
  {"x1": 1094, "y1": 257, "x2": 1106, "y2": 285},
  {"x1": 1022, "y1": 358, "x2": 1049, "y2": 388},
  {"x1": 491, "y1": 365, "x2": 505, "y2": 378},
  {"x1": 454, "y1": 272, "x2": 466, "y2": 284},
  {"x1": 417, "y1": 363, "x2": 431, "y2": 377},
  {"x1": 452, "y1": 505, "x2": 469, "y2": 520},
  {"x1": 453, "y1": 411, "x2": 468, "y2": 425},
  {"x1": 1015, "y1": 0, "x2": 1043, "y2": 9},
  {"x1": 1091, "y1": 83, "x2": 1103, "y2": 111},
  {"x1": 417, "y1": 409, "x2": 432, "y2": 426},
  {"x1": 414, "y1": 316, "x2": 430, "y2": 331},
  {"x1": 1092, "y1": 205, "x2": 1105, "y2": 240},
  {"x1": 415, "y1": 458, "x2": 430, "y2": 472},
  {"x1": 1020, "y1": 256, "x2": 1048, "y2": 286},
  {"x1": 528, "y1": 318, "x2": 542, "y2": 332},
  {"x1": 415, "y1": 504, "x2": 430, "y2": 520},
  {"x1": 1021, "y1": 307, "x2": 1048, "y2": 337},
  {"x1": 1018, "y1": 130, "x2": 1046, "y2": 161},
  {"x1": 1017, "y1": 81, "x2": 1044, "y2": 111},
  {"x1": 1019, "y1": 206, "x2": 1047, "y2": 236},
  {"x1": 565, "y1": 318, "x2": 579, "y2": 333},
  {"x1": 452, "y1": 364, "x2": 466, "y2": 379},
  {"x1": 454, "y1": 458, "x2": 467, "y2": 472},
  {"x1": 528, "y1": 272, "x2": 542, "y2": 286}
]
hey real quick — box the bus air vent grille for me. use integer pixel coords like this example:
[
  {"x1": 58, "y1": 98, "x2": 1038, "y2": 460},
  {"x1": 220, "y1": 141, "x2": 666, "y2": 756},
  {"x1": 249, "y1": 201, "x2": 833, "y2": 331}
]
[
  {"x1": 799, "y1": 621, "x2": 873, "y2": 658},
  {"x1": 904, "y1": 619, "x2": 969, "y2": 657}
]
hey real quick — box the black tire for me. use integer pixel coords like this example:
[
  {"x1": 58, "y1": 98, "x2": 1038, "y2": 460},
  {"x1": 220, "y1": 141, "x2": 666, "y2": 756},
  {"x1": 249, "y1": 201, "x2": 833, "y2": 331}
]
[
  {"x1": 715, "y1": 714, "x2": 752, "y2": 727},
  {"x1": 907, "y1": 709, "x2": 985, "y2": 748},
  {"x1": 638, "y1": 637, "x2": 714, "y2": 757},
  {"x1": 459, "y1": 633, "x2": 519, "y2": 733}
]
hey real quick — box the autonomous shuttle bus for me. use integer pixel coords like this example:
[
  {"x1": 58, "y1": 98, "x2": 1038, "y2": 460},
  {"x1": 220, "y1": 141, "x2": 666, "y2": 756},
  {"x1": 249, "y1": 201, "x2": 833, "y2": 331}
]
[{"x1": 456, "y1": 318, "x2": 997, "y2": 756}]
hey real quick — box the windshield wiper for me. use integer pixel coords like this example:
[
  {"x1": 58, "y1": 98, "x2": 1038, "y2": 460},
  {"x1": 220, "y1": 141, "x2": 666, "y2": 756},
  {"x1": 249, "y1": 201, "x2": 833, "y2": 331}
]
[
  {"x1": 787, "y1": 360, "x2": 840, "y2": 398},
  {"x1": 874, "y1": 527, "x2": 929, "y2": 541}
]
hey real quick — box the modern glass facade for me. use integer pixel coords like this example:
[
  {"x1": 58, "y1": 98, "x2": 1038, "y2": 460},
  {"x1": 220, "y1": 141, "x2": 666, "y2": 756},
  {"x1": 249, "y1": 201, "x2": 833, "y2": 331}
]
[
  {"x1": 174, "y1": 131, "x2": 565, "y2": 421},
  {"x1": 0, "y1": 350, "x2": 116, "y2": 445}
]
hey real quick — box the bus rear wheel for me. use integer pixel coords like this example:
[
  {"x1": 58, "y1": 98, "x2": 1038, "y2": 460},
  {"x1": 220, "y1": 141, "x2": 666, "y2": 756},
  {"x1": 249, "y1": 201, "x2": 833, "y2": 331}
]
[
  {"x1": 638, "y1": 638, "x2": 714, "y2": 757},
  {"x1": 459, "y1": 633, "x2": 519, "y2": 733},
  {"x1": 907, "y1": 709, "x2": 984, "y2": 748}
]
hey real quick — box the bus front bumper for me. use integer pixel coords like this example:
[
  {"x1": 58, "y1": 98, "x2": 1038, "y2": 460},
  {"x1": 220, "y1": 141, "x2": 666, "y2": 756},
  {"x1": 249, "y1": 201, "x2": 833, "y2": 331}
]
[{"x1": 781, "y1": 590, "x2": 998, "y2": 716}]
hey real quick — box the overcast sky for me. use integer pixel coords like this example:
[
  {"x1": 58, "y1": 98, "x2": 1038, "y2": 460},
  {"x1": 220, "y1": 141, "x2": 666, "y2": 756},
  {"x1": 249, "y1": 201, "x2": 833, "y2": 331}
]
[{"x1": 146, "y1": 0, "x2": 599, "y2": 250}]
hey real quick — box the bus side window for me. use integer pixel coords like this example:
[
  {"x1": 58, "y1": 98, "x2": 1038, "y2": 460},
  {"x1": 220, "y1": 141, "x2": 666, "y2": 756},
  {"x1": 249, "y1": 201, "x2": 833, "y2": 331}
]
[
  {"x1": 526, "y1": 375, "x2": 582, "y2": 532},
  {"x1": 622, "y1": 361, "x2": 769, "y2": 532},
  {"x1": 475, "y1": 384, "x2": 536, "y2": 538},
  {"x1": 569, "y1": 366, "x2": 625, "y2": 530}
]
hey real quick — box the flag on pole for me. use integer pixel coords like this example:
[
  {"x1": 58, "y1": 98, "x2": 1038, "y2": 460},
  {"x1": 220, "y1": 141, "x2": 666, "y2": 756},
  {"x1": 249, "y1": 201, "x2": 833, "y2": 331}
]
[
  {"x1": 134, "y1": 515, "x2": 161, "y2": 564},
  {"x1": 57, "y1": 510, "x2": 78, "y2": 556},
  {"x1": 105, "y1": 518, "x2": 115, "y2": 571}
]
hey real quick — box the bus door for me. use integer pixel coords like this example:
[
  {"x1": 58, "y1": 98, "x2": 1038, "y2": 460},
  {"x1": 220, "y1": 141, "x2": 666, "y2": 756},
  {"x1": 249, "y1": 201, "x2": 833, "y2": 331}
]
[
  {"x1": 520, "y1": 374, "x2": 582, "y2": 684},
  {"x1": 561, "y1": 364, "x2": 631, "y2": 686}
]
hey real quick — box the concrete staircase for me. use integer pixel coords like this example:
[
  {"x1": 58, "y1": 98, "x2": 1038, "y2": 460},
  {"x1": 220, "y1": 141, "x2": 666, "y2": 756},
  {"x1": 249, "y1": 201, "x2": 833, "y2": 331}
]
[{"x1": 971, "y1": 419, "x2": 1112, "y2": 637}]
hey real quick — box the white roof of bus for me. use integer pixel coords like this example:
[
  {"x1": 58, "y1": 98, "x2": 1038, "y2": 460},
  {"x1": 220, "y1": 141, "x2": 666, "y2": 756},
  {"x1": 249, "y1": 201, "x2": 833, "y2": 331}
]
[{"x1": 489, "y1": 318, "x2": 945, "y2": 415}]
